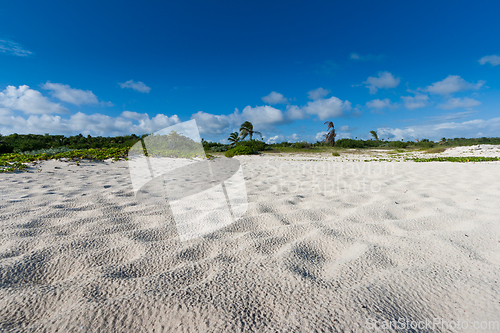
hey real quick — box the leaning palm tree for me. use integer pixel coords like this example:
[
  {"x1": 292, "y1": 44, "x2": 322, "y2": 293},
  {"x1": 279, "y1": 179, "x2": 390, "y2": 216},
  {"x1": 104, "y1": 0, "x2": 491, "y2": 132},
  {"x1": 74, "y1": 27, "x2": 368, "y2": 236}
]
[
  {"x1": 370, "y1": 130, "x2": 379, "y2": 141},
  {"x1": 228, "y1": 132, "x2": 240, "y2": 146},
  {"x1": 239, "y1": 121, "x2": 262, "y2": 140},
  {"x1": 324, "y1": 121, "x2": 336, "y2": 146}
]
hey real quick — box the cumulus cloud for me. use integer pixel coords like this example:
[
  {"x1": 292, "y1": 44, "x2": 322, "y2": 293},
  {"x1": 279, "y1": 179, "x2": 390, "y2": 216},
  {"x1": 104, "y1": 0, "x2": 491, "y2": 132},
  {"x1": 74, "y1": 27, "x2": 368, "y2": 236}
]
[
  {"x1": 42, "y1": 82, "x2": 99, "y2": 105},
  {"x1": 478, "y1": 55, "x2": 500, "y2": 66},
  {"x1": 376, "y1": 117, "x2": 500, "y2": 141},
  {"x1": 365, "y1": 98, "x2": 397, "y2": 111},
  {"x1": 438, "y1": 97, "x2": 481, "y2": 110},
  {"x1": 302, "y1": 96, "x2": 352, "y2": 120},
  {"x1": 190, "y1": 111, "x2": 232, "y2": 135},
  {"x1": 307, "y1": 87, "x2": 330, "y2": 100},
  {"x1": 285, "y1": 105, "x2": 307, "y2": 120},
  {"x1": 261, "y1": 91, "x2": 288, "y2": 104},
  {"x1": 119, "y1": 80, "x2": 151, "y2": 93},
  {"x1": 0, "y1": 85, "x2": 68, "y2": 115},
  {"x1": 241, "y1": 105, "x2": 285, "y2": 125},
  {"x1": 363, "y1": 71, "x2": 400, "y2": 94},
  {"x1": 0, "y1": 39, "x2": 32, "y2": 57},
  {"x1": 0, "y1": 110, "x2": 180, "y2": 136},
  {"x1": 315, "y1": 131, "x2": 328, "y2": 141},
  {"x1": 189, "y1": 105, "x2": 286, "y2": 135},
  {"x1": 424, "y1": 75, "x2": 485, "y2": 95},
  {"x1": 401, "y1": 94, "x2": 429, "y2": 109},
  {"x1": 266, "y1": 134, "x2": 285, "y2": 144}
]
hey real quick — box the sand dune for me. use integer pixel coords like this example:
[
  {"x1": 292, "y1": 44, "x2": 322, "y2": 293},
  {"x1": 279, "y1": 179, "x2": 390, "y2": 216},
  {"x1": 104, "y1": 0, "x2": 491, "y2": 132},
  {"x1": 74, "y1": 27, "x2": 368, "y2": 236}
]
[{"x1": 1, "y1": 150, "x2": 499, "y2": 332}]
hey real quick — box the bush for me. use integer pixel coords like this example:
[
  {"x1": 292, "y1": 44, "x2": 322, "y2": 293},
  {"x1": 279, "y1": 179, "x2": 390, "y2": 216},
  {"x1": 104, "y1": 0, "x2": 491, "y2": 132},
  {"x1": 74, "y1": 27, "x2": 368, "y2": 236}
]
[
  {"x1": 225, "y1": 145, "x2": 255, "y2": 157},
  {"x1": 388, "y1": 141, "x2": 408, "y2": 148},
  {"x1": 291, "y1": 141, "x2": 311, "y2": 149},
  {"x1": 332, "y1": 152, "x2": 340, "y2": 156},
  {"x1": 236, "y1": 139, "x2": 267, "y2": 151},
  {"x1": 335, "y1": 139, "x2": 365, "y2": 148},
  {"x1": 415, "y1": 141, "x2": 435, "y2": 149},
  {"x1": 210, "y1": 146, "x2": 228, "y2": 152}
]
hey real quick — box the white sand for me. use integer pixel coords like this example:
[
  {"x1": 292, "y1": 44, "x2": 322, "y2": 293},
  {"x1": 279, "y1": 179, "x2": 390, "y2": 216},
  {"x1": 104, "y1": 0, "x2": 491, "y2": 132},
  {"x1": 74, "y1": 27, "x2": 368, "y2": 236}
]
[{"x1": 1, "y1": 148, "x2": 499, "y2": 332}]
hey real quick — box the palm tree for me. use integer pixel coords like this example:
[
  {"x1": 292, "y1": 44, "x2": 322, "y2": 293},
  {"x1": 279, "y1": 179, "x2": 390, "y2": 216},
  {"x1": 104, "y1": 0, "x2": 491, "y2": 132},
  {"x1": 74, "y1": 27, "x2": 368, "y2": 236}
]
[
  {"x1": 239, "y1": 121, "x2": 262, "y2": 140},
  {"x1": 228, "y1": 132, "x2": 240, "y2": 146},
  {"x1": 324, "y1": 121, "x2": 336, "y2": 146},
  {"x1": 370, "y1": 130, "x2": 379, "y2": 141}
]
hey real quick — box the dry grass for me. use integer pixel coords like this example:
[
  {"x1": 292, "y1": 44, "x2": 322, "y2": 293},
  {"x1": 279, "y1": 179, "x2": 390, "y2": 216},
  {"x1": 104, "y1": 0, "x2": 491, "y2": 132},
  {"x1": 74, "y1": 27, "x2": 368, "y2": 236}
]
[{"x1": 423, "y1": 147, "x2": 447, "y2": 154}]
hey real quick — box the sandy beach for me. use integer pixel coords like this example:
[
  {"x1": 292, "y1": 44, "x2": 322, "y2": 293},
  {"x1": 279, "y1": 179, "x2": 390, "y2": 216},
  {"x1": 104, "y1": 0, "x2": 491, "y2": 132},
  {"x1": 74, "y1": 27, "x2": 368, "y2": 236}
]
[{"x1": 1, "y1": 146, "x2": 499, "y2": 332}]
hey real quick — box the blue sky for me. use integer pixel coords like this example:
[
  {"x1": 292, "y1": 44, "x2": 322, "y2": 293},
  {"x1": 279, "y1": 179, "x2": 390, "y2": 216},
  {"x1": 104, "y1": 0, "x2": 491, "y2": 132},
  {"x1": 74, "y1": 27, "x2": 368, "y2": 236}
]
[{"x1": 1, "y1": 0, "x2": 499, "y2": 143}]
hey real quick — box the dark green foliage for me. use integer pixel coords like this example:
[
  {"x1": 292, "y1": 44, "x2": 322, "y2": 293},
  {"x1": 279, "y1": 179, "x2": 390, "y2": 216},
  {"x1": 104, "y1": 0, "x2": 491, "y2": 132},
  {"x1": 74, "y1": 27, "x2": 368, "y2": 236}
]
[
  {"x1": 202, "y1": 140, "x2": 227, "y2": 152},
  {"x1": 291, "y1": 141, "x2": 311, "y2": 149},
  {"x1": 415, "y1": 140, "x2": 435, "y2": 149},
  {"x1": 239, "y1": 121, "x2": 262, "y2": 140},
  {"x1": 0, "y1": 133, "x2": 141, "y2": 154},
  {"x1": 445, "y1": 137, "x2": 500, "y2": 146},
  {"x1": 224, "y1": 145, "x2": 255, "y2": 157},
  {"x1": 334, "y1": 139, "x2": 380, "y2": 148},
  {"x1": 236, "y1": 139, "x2": 267, "y2": 152},
  {"x1": 210, "y1": 146, "x2": 229, "y2": 152},
  {"x1": 272, "y1": 142, "x2": 294, "y2": 148},
  {"x1": 388, "y1": 141, "x2": 408, "y2": 148}
]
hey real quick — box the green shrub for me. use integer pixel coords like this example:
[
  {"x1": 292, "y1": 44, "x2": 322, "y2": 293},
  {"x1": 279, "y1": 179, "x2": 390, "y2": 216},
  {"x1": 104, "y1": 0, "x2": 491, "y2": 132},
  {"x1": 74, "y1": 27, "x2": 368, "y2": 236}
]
[
  {"x1": 332, "y1": 152, "x2": 340, "y2": 156},
  {"x1": 291, "y1": 141, "x2": 311, "y2": 149},
  {"x1": 416, "y1": 141, "x2": 435, "y2": 149},
  {"x1": 335, "y1": 139, "x2": 365, "y2": 148},
  {"x1": 388, "y1": 141, "x2": 408, "y2": 148},
  {"x1": 210, "y1": 146, "x2": 228, "y2": 152},
  {"x1": 225, "y1": 145, "x2": 255, "y2": 157},
  {"x1": 236, "y1": 139, "x2": 267, "y2": 151}
]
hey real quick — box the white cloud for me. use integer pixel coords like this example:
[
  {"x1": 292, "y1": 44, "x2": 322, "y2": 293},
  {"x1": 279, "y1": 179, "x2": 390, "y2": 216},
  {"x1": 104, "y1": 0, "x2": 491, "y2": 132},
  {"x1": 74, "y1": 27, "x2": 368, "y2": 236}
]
[
  {"x1": 0, "y1": 39, "x2": 32, "y2": 57},
  {"x1": 119, "y1": 80, "x2": 151, "y2": 93},
  {"x1": 190, "y1": 111, "x2": 232, "y2": 135},
  {"x1": 363, "y1": 71, "x2": 400, "y2": 94},
  {"x1": 0, "y1": 85, "x2": 68, "y2": 115},
  {"x1": 302, "y1": 96, "x2": 352, "y2": 120},
  {"x1": 285, "y1": 105, "x2": 307, "y2": 120},
  {"x1": 42, "y1": 82, "x2": 99, "y2": 105},
  {"x1": 266, "y1": 135, "x2": 284, "y2": 144},
  {"x1": 438, "y1": 97, "x2": 481, "y2": 110},
  {"x1": 307, "y1": 87, "x2": 330, "y2": 100},
  {"x1": 478, "y1": 55, "x2": 500, "y2": 66},
  {"x1": 0, "y1": 110, "x2": 180, "y2": 136},
  {"x1": 315, "y1": 131, "x2": 327, "y2": 141},
  {"x1": 401, "y1": 94, "x2": 429, "y2": 109},
  {"x1": 241, "y1": 105, "x2": 285, "y2": 125},
  {"x1": 365, "y1": 98, "x2": 397, "y2": 110},
  {"x1": 288, "y1": 133, "x2": 300, "y2": 142},
  {"x1": 261, "y1": 91, "x2": 288, "y2": 104},
  {"x1": 377, "y1": 117, "x2": 500, "y2": 141},
  {"x1": 189, "y1": 105, "x2": 286, "y2": 135},
  {"x1": 424, "y1": 75, "x2": 485, "y2": 95}
]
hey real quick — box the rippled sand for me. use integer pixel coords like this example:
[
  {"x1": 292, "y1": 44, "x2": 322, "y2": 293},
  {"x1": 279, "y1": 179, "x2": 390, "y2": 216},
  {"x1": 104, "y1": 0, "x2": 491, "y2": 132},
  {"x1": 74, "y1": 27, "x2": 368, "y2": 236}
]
[{"x1": 1, "y1": 149, "x2": 499, "y2": 332}]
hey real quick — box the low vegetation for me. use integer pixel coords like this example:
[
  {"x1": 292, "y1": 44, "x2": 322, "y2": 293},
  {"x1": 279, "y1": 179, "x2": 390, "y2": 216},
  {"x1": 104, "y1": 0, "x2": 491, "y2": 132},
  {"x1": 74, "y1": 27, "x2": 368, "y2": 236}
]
[
  {"x1": 0, "y1": 148, "x2": 129, "y2": 173},
  {"x1": 224, "y1": 145, "x2": 255, "y2": 158},
  {"x1": 2, "y1": 124, "x2": 500, "y2": 172},
  {"x1": 413, "y1": 156, "x2": 500, "y2": 163}
]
